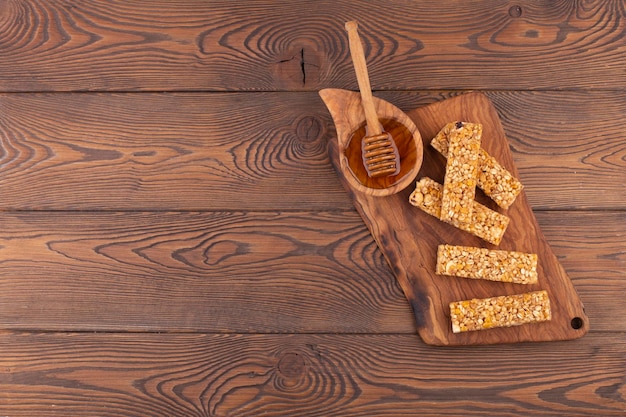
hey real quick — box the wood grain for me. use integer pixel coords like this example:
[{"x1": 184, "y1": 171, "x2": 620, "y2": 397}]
[
  {"x1": 0, "y1": 210, "x2": 413, "y2": 332},
  {"x1": 0, "y1": 0, "x2": 623, "y2": 413},
  {"x1": 486, "y1": 91, "x2": 626, "y2": 210},
  {"x1": 537, "y1": 211, "x2": 626, "y2": 334},
  {"x1": 0, "y1": 0, "x2": 624, "y2": 92},
  {"x1": 0, "y1": 210, "x2": 622, "y2": 333},
  {"x1": 0, "y1": 92, "x2": 345, "y2": 210},
  {"x1": 0, "y1": 332, "x2": 624, "y2": 416},
  {"x1": 1, "y1": 91, "x2": 624, "y2": 210}
]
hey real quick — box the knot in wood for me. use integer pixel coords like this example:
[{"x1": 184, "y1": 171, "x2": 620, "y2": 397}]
[
  {"x1": 295, "y1": 115, "x2": 324, "y2": 144},
  {"x1": 509, "y1": 5, "x2": 523, "y2": 18},
  {"x1": 272, "y1": 43, "x2": 321, "y2": 89},
  {"x1": 290, "y1": 115, "x2": 328, "y2": 159},
  {"x1": 277, "y1": 352, "x2": 306, "y2": 380}
]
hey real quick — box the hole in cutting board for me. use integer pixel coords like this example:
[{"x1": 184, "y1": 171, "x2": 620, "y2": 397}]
[{"x1": 571, "y1": 317, "x2": 584, "y2": 329}]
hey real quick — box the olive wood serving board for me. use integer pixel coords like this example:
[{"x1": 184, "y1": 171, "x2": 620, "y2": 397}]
[{"x1": 321, "y1": 89, "x2": 588, "y2": 345}]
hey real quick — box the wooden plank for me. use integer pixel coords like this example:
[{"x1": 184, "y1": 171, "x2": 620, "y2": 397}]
[
  {"x1": 0, "y1": 1, "x2": 624, "y2": 92},
  {"x1": 0, "y1": 332, "x2": 624, "y2": 416},
  {"x1": 0, "y1": 92, "x2": 348, "y2": 210},
  {"x1": 0, "y1": 210, "x2": 414, "y2": 333},
  {"x1": 1, "y1": 91, "x2": 624, "y2": 210},
  {"x1": 537, "y1": 211, "x2": 626, "y2": 334},
  {"x1": 0, "y1": 211, "x2": 622, "y2": 333},
  {"x1": 382, "y1": 90, "x2": 626, "y2": 211},
  {"x1": 486, "y1": 91, "x2": 626, "y2": 210}
]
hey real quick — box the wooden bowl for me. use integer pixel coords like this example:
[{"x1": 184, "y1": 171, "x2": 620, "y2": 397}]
[{"x1": 319, "y1": 89, "x2": 423, "y2": 197}]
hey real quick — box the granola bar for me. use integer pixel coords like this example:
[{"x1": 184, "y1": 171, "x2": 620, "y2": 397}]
[
  {"x1": 449, "y1": 290, "x2": 551, "y2": 333},
  {"x1": 440, "y1": 122, "x2": 482, "y2": 224},
  {"x1": 432, "y1": 122, "x2": 523, "y2": 209},
  {"x1": 409, "y1": 177, "x2": 510, "y2": 245},
  {"x1": 436, "y1": 244, "x2": 538, "y2": 284}
]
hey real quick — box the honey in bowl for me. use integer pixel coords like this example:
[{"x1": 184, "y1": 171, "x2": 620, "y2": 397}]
[{"x1": 345, "y1": 118, "x2": 419, "y2": 190}]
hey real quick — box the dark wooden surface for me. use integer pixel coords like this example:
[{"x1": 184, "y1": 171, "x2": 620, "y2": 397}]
[{"x1": 0, "y1": 1, "x2": 624, "y2": 415}]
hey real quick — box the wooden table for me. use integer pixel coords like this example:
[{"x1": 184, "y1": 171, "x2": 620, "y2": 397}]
[{"x1": 0, "y1": 1, "x2": 624, "y2": 415}]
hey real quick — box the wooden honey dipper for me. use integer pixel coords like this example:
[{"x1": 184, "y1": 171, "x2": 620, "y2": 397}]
[{"x1": 345, "y1": 21, "x2": 400, "y2": 178}]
